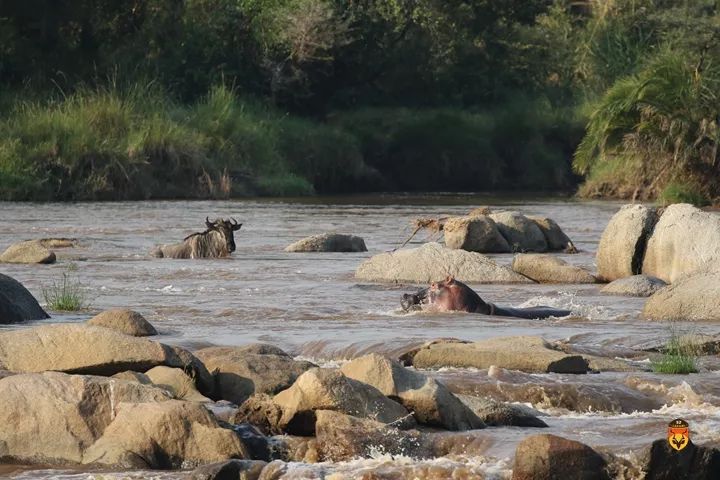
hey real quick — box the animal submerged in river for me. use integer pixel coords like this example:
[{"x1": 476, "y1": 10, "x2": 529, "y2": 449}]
[
  {"x1": 151, "y1": 217, "x2": 242, "y2": 259},
  {"x1": 401, "y1": 275, "x2": 571, "y2": 319}
]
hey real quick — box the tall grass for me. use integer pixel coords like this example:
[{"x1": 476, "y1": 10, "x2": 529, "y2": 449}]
[
  {"x1": 651, "y1": 331, "x2": 700, "y2": 375},
  {"x1": 42, "y1": 265, "x2": 88, "y2": 311}
]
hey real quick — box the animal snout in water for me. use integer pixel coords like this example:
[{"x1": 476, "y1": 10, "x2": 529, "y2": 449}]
[{"x1": 401, "y1": 288, "x2": 429, "y2": 311}]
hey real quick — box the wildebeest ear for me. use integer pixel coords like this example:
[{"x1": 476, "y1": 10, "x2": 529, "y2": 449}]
[
  {"x1": 445, "y1": 274, "x2": 455, "y2": 284},
  {"x1": 232, "y1": 223, "x2": 242, "y2": 231}
]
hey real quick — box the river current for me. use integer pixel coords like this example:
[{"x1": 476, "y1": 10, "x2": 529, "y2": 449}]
[{"x1": 1, "y1": 196, "x2": 719, "y2": 479}]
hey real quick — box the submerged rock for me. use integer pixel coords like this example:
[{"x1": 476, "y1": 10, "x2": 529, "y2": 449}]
[
  {"x1": 87, "y1": 308, "x2": 157, "y2": 336},
  {"x1": 601, "y1": 275, "x2": 666, "y2": 297},
  {"x1": 0, "y1": 273, "x2": 49, "y2": 324},
  {"x1": 408, "y1": 336, "x2": 589, "y2": 374},
  {"x1": 36, "y1": 238, "x2": 78, "y2": 249},
  {"x1": 489, "y1": 211, "x2": 548, "y2": 252},
  {"x1": 355, "y1": 242, "x2": 533, "y2": 284},
  {"x1": 596, "y1": 204, "x2": 659, "y2": 282},
  {"x1": 458, "y1": 395, "x2": 547, "y2": 428},
  {"x1": 0, "y1": 239, "x2": 56, "y2": 264},
  {"x1": 512, "y1": 254, "x2": 596, "y2": 284},
  {"x1": 195, "y1": 345, "x2": 315, "y2": 405},
  {"x1": 271, "y1": 368, "x2": 415, "y2": 435},
  {"x1": 190, "y1": 459, "x2": 267, "y2": 480},
  {"x1": 512, "y1": 434, "x2": 610, "y2": 480},
  {"x1": 340, "y1": 353, "x2": 484, "y2": 430},
  {"x1": 443, "y1": 215, "x2": 510, "y2": 253},
  {"x1": 642, "y1": 203, "x2": 720, "y2": 282},
  {"x1": 285, "y1": 233, "x2": 367, "y2": 252},
  {"x1": 643, "y1": 271, "x2": 720, "y2": 321}
]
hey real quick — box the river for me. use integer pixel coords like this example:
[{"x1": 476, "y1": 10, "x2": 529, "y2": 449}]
[{"x1": 1, "y1": 195, "x2": 719, "y2": 479}]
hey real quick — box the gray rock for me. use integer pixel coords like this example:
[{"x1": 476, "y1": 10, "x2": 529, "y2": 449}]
[
  {"x1": 643, "y1": 271, "x2": 720, "y2": 321},
  {"x1": 512, "y1": 254, "x2": 596, "y2": 284},
  {"x1": 489, "y1": 211, "x2": 548, "y2": 252},
  {"x1": 596, "y1": 204, "x2": 659, "y2": 282},
  {"x1": 0, "y1": 273, "x2": 49, "y2": 324},
  {"x1": 443, "y1": 215, "x2": 510, "y2": 253},
  {"x1": 601, "y1": 275, "x2": 666, "y2": 297},
  {"x1": 355, "y1": 242, "x2": 533, "y2": 284},
  {"x1": 457, "y1": 395, "x2": 547, "y2": 428},
  {"x1": 285, "y1": 234, "x2": 367, "y2": 252},
  {"x1": 512, "y1": 434, "x2": 610, "y2": 480},
  {"x1": 528, "y1": 216, "x2": 573, "y2": 251},
  {"x1": 190, "y1": 460, "x2": 267, "y2": 480}
]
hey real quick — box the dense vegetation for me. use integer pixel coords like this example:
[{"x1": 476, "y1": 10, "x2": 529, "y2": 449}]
[{"x1": 0, "y1": 1, "x2": 718, "y2": 202}]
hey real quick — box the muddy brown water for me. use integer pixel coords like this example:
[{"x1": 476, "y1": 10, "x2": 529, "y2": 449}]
[{"x1": 1, "y1": 196, "x2": 719, "y2": 479}]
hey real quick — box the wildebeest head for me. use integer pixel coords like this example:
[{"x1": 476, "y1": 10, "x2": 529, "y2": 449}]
[{"x1": 205, "y1": 217, "x2": 242, "y2": 253}]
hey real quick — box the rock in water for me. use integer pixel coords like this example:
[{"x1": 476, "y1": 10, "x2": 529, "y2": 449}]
[
  {"x1": 596, "y1": 204, "x2": 659, "y2": 282},
  {"x1": 528, "y1": 216, "x2": 573, "y2": 251},
  {"x1": 0, "y1": 273, "x2": 49, "y2": 324},
  {"x1": 194, "y1": 345, "x2": 315, "y2": 405},
  {"x1": 512, "y1": 254, "x2": 596, "y2": 283},
  {"x1": 643, "y1": 271, "x2": 720, "y2": 321},
  {"x1": 409, "y1": 336, "x2": 589, "y2": 374},
  {"x1": 601, "y1": 275, "x2": 666, "y2": 297},
  {"x1": 87, "y1": 309, "x2": 157, "y2": 336},
  {"x1": 0, "y1": 240, "x2": 56, "y2": 264},
  {"x1": 457, "y1": 395, "x2": 547, "y2": 428},
  {"x1": 190, "y1": 459, "x2": 267, "y2": 480},
  {"x1": 443, "y1": 216, "x2": 511, "y2": 253},
  {"x1": 271, "y1": 368, "x2": 415, "y2": 435},
  {"x1": 642, "y1": 203, "x2": 720, "y2": 283},
  {"x1": 489, "y1": 211, "x2": 548, "y2": 252},
  {"x1": 285, "y1": 233, "x2": 367, "y2": 252},
  {"x1": 340, "y1": 353, "x2": 484, "y2": 430},
  {"x1": 512, "y1": 434, "x2": 610, "y2": 480},
  {"x1": 355, "y1": 242, "x2": 532, "y2": 284},
  {"x1": 642, "y1": 438, "x2": 720, "y2": 480}
]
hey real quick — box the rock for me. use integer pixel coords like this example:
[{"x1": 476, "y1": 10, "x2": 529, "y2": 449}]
[
  {"x1": 409, "y1": 336, "x2": 589, "y2": 374},
  {"x1": 191, "y1": 459, "x2": 267, "y2": 480},
  {"x1": 0, "y1": 371, "x2": 171, "y2": 465},
  {"x1": 489, "y1": 211, "x2": 548, "y2": 252},
  {"x1": 271, "y1": 368, "x2": 415, "y2": 435},
  {"x1": 145, "y1": 366, "x2": 210, "y2": 402},
  {"x1": 355, "y1": 242, "x2": 533, "y2": 284},
  {"x1": 0, "y1": 324, "x2": 212, "y2": 394},
  {"x1": 87, "y1": 308, "x2": 157, "y2": 336},
  {"x1": 0, "y1": 273, "x2": 49, "y2": 324},
  {"x1": 36, "y1": 238, "x2": 78, "y2": 249},
  {"x1": 458, "y1": 395, "x2": 547, "y2": 428},
  {"x1": 512, "y1": 254, "x2": 596, "y2": 283},
  {"x1": 642, "y1": 203, "x2": 720, "y2": 282},
  {"x1": 232, "y1": 394, "x2": 285, "y2": 436},
  {"x1": 313, "y1": 410, "x2": 428, "y2": 462},
  {"x1": 284, "y1": 234, "x2": 367, "y2": 253},
  {"x1": 340, "y1": 353, "x2": 484, "y2": 431},
  {"x1": 642, "y1": 438, "x2": 720, "y2": 480},
  {"x1": 0, "y1": 240, "x2": 56, "y2": 264},
  {"x1": 643, "y1": 271, "x2": 720, "y2": 321},
  {"x1": 398, "y1": 338, "x2": 470, "y2": 366},
  {"x1": 596, "y1": 204, "x2": 659, "y2": 282},
  {"x1": 601, "y1": 275, "x2": 667, "y2": 297},
  {"x1": 443, "y1": 215, "x2": 511, "y2": 253},
  {"x1": 512, "y1": 434, "x2": 610, "y2": 480},
  {"x1": 468, "y1": 206, "x2": 493, "y2": 216},
  {"x1": 83, "y1": 399, "x2": 248, "y2": 468},
  {"x1": 195, "y1": 345, "x2": 315, "y2": 405},
  {"x1": 230, "y1": 423, "x2": 275, "y2": 462},
  {"x1": 112, "y1": 371, "x2": 152, "y2": 384},
  {"x1": 528, "y1": 216, "x2": 573, "y2": 251}
]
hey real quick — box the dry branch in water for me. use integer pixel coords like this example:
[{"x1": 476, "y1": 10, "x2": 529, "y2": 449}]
[{"x1": 394, "y1": 217, "x2": 448, "y2": 251}]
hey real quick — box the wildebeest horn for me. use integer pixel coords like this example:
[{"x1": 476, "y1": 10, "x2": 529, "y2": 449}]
[
  {"x1": 231, "y1": 217, "x2": 242, "y2": 231},
  {"x1": 205, "y1": 216, "x2": 213, "y2": 228},
  {"x1": 231, "y1": 218, "x2": 238, "y2": 225}
]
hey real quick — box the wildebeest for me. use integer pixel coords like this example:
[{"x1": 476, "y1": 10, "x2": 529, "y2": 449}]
[{"x1": 151, "y1": 217, "x2": 242, "y2": 259}]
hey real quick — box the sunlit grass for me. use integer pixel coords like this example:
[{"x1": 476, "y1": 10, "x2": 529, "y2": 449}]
[{"x1": 42, "y1": 265, "x2": 88, "y2": 311}]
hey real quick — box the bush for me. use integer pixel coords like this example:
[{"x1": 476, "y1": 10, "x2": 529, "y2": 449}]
[{"x1": 660, "y1": 181, "x2": 710, "y2": 206}]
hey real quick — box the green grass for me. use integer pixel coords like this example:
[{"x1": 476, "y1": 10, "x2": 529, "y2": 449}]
[
  {"x1": 651, "y1": 334, "x2": 699, "y2": 374},
  {"x1": 42, "y1": 267, "x2": 88, "y2": 311},
  {"x1": 659, "y1": 181, "x2": 710, "y2": 207}
]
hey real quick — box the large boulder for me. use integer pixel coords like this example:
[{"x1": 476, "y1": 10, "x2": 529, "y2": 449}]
[
  {"x1": 285, "y1": 234, "x2": 367, "y2": 253},
  {"x1": 512, "y1": 254, "x2": 596, "y2": 284},
  {"x1": 190, "y1": 459, "x2": 267, "y2": 480},
  {"x1": 355, "y1": 242, "x2": 533, "y2": 284},
  {"x1": 340, "y1": 353, "x2": 484, "y2": 430},
  {"x1": 232, "y1": 394, "x2": 285, "y2": 436},
  {"x1": 512, "y1": 434, "x2": 610, "y2": 480},
  {"x1": 642, "y1": 438, "x2": 720, "y2": 480},
  {"x1": 145, "y1": 366, "x2": 210, "y2": 402},
  {"x1": 408, "y1": 336, "x2": 589, "y2": 374},
  {"x1": 643, "y1": 271, "x2": 720, "y2": 321},
  {"x1": 596, "y1": 204, "x2": 659, "y2": 282},
  {"x1": 458, "y1": 395, "x2": 548, "y2": 428},
  {"x1": 82, "y1": 399, "x2": 248, "y2": 468},
  {"x1": 489, "y1": 211, "x2": 548, "y2": 252},
  {"x1": 0, "y1": 371, "x2": 171, "y2": 465},
  {"x1": 87, "y1": 309, "x2": 157, "y2": 336},
  {"x1": 642, "y1": 203, "x2": 720, "y2": 282},
  {"x1": 443, "y1": 216, "x2": 511, "y2": 253},
  {"x1": 271, "y1": 368, "x2": 415, "y2": 435},
  {"x1": 528, "y1": 216, "x2": 573, "y2": 251},
  {"x1": 0, "y1": 273, "x2": 49, "y2": 324},
  {"x1": 0, "y1": 239, "x2": 56, "y2": 264},
  {"x1": 0, "y1": 324, "x2": 213, "y2": 393},
  {"x1": 195, "y1": 345, "x2": 315, "y2": 405},
  {"x1": 601, "y1": 275, "x2": 667, "y2": 297}
]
